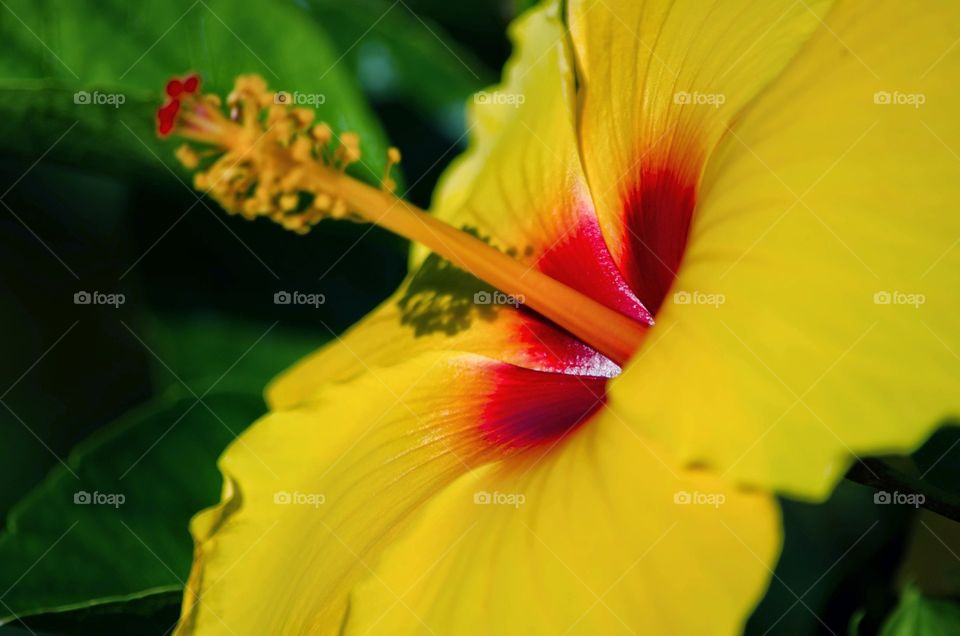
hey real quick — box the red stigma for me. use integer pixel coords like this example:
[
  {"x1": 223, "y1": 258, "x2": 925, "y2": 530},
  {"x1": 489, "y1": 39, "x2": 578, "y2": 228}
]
[
  {"x1": 183, "y1": 74, "x2": 200, "y2": 94},
  {"x1": 157, "y1": 74, "x2": 200, "y2": 137},
  {"x1": 165, "y1": 73, "x2": 200, "y2": 98},
  {"x1": 157, "y1": 99, "x2": 181, "y2": 137},
  {"x1": 165, "y1": 78, "x2": 183, "y2": 98}
]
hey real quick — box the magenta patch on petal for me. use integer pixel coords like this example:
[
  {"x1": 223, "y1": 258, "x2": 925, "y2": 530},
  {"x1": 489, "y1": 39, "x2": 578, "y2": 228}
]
[
  {"x1": 481, "y1": 364, "x2": 607, "y2": 448},
  {"x1": 621, "y1": 165, "x2": 698, "y2": 315},
  {"x1": 537, "y1": 196, "x2": 654, "y2": 325},
  {"x1": 511, "y1": 189, "x2": 654, "y2": 377}
]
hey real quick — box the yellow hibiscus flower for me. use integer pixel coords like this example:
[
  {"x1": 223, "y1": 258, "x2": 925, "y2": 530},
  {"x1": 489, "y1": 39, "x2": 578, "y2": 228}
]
[{"x1": 158, "y1": 0, "x2": 960, "y2": 633}]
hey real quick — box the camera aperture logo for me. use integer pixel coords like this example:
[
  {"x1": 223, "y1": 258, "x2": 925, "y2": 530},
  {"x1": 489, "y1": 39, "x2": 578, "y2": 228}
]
[
  {"x1": 674, "y1": 91, "x2": 726, "y2": 108},
  {"x1": 474, "y1": 91, "x2": 525, "y2": 108},
  {"x1": 273, "y1": 490, "x2": 326, "y2": 508},
  {"x1": 673, "y1": 490, "x2": 726, "y2": 508},
  {"x1": 673, "y1": 290, "x2": 725, "y2": 308},
  {"x1": 873, "y1": 91, "x2": 925, "y2": 109},
  {"x1": 73, "y1": 90, "x2": 126, "y2": 108},
  {"x1": 74, "y1": 290, "x2": 125, "y2": 308},
  {"x1": 473, "y1": 490, "x2": 525, "y2": 509},
  {"x1": 473, "y1": 290, "x2": 524, "y2": 308},
  {"x1": 873, "y1": 490, "x2": 925, "y2": 508},
  {"x1": 873, "y1": 290, "x2": 925, "y2": 308},
  {"x1": 74, "y1": 490, "x2": 125, "y2": 508},
  {"x1": 274, "y1": 290, "x2": 326, "y2": 308},
  {"x1": 274, "y1": 91, "x2": 326, "y2": 106}
]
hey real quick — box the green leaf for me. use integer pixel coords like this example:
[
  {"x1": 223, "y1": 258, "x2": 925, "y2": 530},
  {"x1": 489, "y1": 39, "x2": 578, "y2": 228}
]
[
  {"x1": 0, "y1": 0, "x2": 390, "y2": 180},
  {"x1": 12, "y1": 591, "x2": 181, "y2": 636},
  {"x1": 845, "y1": 423, "x2": 960, "y2": 524},
  {"x1": 0, "y1": 625, "x2": 61, "y2": 636},
  {"x1": 911, "y1": 425, "x2": 960, "y2": 497},
  {"x1": 0, "y1": 391, "x2": 263, "y2": 622},
  {"x1": 142, "y1": 313, "x2": 328, "y2": 398},
  {"x1": 303, "y1": 0, "x2": 492, "y2": 125},
  {"x1": 878, "y1": 585, "x2": 960, "y2": 635},
  {"x1": 746, "y1": 481, "x2": 914, "y2": 635},
  {"x1": 515, "y1": 0, "x2": 542, "y2": 16},
  {"x1": 896, "y1": 512, "x2": 960, "y2": 604}
]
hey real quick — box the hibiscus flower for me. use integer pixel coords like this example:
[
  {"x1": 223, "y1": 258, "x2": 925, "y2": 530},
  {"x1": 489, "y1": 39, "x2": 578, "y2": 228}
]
[{"x1": 159, "y1": 0, "x2": 959, "y2": 633}]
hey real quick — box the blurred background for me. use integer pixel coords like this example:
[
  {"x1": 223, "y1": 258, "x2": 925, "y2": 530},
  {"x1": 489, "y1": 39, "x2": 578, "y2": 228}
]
[{"x1": 0, "y1": 1, "x2": 958, "y2": 634}]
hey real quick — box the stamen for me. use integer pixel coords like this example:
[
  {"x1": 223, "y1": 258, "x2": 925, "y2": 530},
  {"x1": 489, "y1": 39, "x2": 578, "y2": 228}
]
[
  {"x1": 382, "y1": 147, "x2": 401, "y2": 193},
  {"x1": 156, "y1": 73, "x2": 649, "y2": 366}
]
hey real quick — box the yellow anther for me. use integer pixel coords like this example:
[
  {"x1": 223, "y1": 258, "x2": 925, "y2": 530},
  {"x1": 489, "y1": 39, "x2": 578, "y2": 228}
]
[
  {"x1": 290, "y1": 137, "x2": 313, "y2": 163},
  {"x1": 382, "y1": 146, "x2": 402, "y2": 192},
  {"x1": 313, "y1": 193, "x2": 332, "y2": 211},
  {"x1": 228, "y1": 74, "x2": 269, "y2": 107},
  {"x1": 241, "y1": 198, "x2": 258, "y2": 216},
  {"x1": 272, "y1": 119, "x2": 294, "y2": 142},
  {"x1": 311, "y1": 123, "x2": 332, "y2": 145},
  {"x1": 330, "y1": 198, "x2": 349, "y2": 219},
  {"x1": 267, "y1": 104, "x2": 289, "y2": 125},
  {"x1": 337, "y1": 132, "x2": 361, "y2": 167},
  {"x1": 280, "y1": 168, "x2": 304, "y2": 191},
  {"x1": 291, "y1": 108, "x2": 315, "y2": 128},
  {"x1": 176, "y1": 144, "x2": 200, "y2": 170},
  {"x1": 280, "y1": 193, "x2": 299, "y2": 212},
  {"x1": 280, "y1": 215, "x2": 305, "y2": 232}
]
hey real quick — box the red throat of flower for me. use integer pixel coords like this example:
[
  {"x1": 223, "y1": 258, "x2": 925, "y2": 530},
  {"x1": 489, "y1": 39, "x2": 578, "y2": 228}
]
[{"x1": 156, "y1": 73, "x2": 652, "y2": 367}]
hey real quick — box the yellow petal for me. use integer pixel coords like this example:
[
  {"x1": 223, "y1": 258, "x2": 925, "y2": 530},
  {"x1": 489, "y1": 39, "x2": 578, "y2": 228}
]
[
  {"x1": 177, "y1": 352, "x2": 609, "y2": 634},
  {"x1": 613, "y1": 0, "x2": 960, "y2": 498},
  {"x1": 423, "y1": 0, "x2": 581, "y2": 261},
  {"x1": 345, "y1": 409, "x2": 780, "y2": 635},
  {"x1": 270, "y1": 0, "x2": 646, "y2": 409},
  {"x1": 268, "y1": 274, "x2": 618, "y2": 410},
  {"x1": 569, "y1": 0, "x2": 834, "y2": 312}
]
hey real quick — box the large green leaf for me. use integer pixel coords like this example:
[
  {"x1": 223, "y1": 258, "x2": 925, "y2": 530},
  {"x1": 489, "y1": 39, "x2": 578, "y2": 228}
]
[
  {"x1": 845, "y1": 423, "x2": 960, "y2": 525},
  {"x1": 142, "y1": 313, "x2": 327, "y2": 398},
  {"x1": 10, "y1": 591, "x2": 181, "y2": 636},
  {"x1": 746, "y1": 482, "x2": 914, "y2": 635},
  {"x1": 877, "y1": 585, "x2": 960, "y2": 636},
  {"x1": 0, "y1": 391, "x2": 262, "y2": 622},
  {"x1": 303, "y1": 0, "x2": 491, "y2": 125},
  {"x1": 911, "y1": 426, "x2": 960, "y2": 501},
  {"x1": 0, "y1": 0, "x2": 390, "y2": 180}
]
